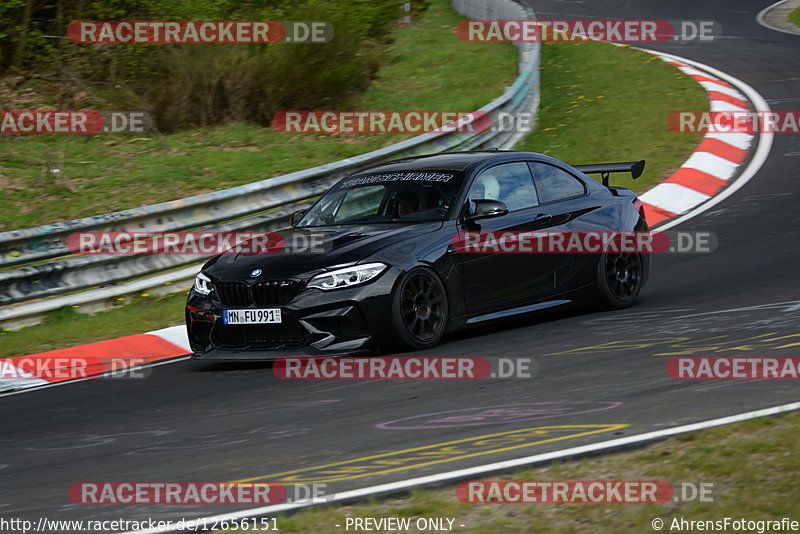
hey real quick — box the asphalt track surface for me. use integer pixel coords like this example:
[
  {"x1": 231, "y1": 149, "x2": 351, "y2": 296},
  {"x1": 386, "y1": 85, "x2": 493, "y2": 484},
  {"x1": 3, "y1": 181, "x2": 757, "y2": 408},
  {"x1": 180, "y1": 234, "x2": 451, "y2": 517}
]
[{"x1": 2, "y1": 0, "x2": 799, "y2": 529}]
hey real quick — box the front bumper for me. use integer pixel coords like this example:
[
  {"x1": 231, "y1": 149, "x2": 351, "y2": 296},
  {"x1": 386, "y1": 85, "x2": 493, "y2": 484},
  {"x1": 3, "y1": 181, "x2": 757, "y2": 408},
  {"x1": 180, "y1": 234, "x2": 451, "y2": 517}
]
[{"x1": 186, "y1": 272, "x2": 398, "y2": 360}]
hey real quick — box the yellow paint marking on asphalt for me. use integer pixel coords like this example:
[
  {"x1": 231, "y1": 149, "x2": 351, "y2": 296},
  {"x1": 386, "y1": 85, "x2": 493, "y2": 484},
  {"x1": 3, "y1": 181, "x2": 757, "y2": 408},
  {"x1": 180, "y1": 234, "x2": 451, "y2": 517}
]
[
  {"x1": 542, "y1": 332, "x2": 800, "y2": 357},
  {"x1": 235, "y1": 424, "x2": 627, "y2": 484},
  {"x1": 653, "y1": 333, "x2": 778, "y2": 356},
  {"x1": 543, "y1": 337, "x2": 689, "y2": 356}
]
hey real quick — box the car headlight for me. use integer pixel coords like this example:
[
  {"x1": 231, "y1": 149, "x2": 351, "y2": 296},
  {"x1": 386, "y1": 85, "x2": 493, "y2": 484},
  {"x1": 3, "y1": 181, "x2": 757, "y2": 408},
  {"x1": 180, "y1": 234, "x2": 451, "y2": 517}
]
[
  {"x1": 308, "y1": 262, "x2": 388, "y2": 290},
  {"x1": 194, "y1": 272, "x2": 213, "y2": 295}
]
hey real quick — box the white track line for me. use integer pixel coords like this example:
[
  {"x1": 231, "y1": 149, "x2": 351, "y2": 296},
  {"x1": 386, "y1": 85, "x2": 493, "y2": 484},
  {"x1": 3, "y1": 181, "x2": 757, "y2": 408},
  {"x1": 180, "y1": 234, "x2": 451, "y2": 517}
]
[{"x1": 125, "y1": 400, "x2": 800, "y2": 534}]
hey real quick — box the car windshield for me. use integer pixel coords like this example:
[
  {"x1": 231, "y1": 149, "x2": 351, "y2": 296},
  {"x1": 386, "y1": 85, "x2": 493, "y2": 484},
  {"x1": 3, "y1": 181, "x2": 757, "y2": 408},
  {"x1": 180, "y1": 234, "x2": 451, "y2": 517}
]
[{"x1": 297, "y1": 170, "x2": 463, "y2": 227}]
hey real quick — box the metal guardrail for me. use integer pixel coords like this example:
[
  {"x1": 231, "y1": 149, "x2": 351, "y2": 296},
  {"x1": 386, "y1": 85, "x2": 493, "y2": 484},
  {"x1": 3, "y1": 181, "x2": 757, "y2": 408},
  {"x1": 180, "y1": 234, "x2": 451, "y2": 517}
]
[{"x1": 0, "y1": 0, "x2": 539, "y2": 326}]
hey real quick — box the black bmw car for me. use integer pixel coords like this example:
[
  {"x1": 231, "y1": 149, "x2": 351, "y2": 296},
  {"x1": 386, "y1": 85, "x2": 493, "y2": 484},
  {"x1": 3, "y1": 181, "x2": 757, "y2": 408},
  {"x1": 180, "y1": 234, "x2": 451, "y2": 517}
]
[{"x1": 187, "y1": 150, "x2": 650, "y2": 359}]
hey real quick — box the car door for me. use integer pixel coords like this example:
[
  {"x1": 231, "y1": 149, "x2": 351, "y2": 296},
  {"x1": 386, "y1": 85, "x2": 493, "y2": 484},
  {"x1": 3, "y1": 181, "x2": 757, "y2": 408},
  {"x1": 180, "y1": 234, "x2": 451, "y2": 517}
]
[
  {"x1": 528, "y1": 160, "x2": 599, "y2": 292},
  {"x1": 454, "y1": 161, "x2": 562, "y2": 315}
]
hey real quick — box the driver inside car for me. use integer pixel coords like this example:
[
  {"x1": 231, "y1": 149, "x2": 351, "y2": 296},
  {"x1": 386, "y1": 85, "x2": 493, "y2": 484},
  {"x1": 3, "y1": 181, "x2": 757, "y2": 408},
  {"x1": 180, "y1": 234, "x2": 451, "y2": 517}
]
[{"x1": 395, "y1": 190, "x2": 421, "y2": 218}]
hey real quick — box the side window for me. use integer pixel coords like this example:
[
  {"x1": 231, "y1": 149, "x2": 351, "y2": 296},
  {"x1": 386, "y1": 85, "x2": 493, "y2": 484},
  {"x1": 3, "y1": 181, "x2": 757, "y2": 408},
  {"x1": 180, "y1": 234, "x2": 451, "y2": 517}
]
[
  {"x1": 530, "y1": 162, "x2": 585, "y2": 203},
  {"x1": 467, "y1": 162, "x2": 539, "y2": 212}
]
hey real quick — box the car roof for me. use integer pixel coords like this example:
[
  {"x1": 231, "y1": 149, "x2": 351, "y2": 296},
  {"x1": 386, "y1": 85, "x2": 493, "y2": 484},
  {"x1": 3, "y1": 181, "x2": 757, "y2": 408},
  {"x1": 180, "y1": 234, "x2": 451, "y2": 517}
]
[{"x1": 357, "y1": 150, "x2": 564, "y2": 175}]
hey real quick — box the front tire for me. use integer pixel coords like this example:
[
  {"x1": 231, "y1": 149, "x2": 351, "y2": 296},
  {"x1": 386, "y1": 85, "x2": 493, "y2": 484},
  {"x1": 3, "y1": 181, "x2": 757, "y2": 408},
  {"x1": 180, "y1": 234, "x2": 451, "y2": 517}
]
[
  {"x1": 389, "y1": 267, "x2": 449, "y2": 350},
  {"x1": 592, "y1": 251, "x2": 643, "y2": 309}
]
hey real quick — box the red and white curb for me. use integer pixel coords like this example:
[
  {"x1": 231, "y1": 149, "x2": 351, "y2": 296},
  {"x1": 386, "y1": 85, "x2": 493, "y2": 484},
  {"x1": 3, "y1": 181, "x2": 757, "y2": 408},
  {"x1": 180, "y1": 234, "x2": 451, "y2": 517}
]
[
  {"x1": 638, "y1": 52, "x2": 755, "y2": 226},
  {"x1": 0, "y1": 326, "x2": 189, "y2": 393}
]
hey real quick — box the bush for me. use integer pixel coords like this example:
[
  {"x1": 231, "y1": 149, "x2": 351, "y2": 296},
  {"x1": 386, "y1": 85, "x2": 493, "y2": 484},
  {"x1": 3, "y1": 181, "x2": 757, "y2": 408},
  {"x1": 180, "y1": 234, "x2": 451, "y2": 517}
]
[
  {"x1": 0, "y1": 0, "x2": 419, "y2": 130},
  {"x1": 141, "y1": 2, "x2": 383, "y2": 131}
]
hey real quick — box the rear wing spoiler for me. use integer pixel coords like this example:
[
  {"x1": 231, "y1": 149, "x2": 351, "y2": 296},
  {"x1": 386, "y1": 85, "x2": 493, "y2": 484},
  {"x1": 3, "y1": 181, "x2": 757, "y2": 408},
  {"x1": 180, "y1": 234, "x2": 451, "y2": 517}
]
[{"x1": 573, "y1": 160, "x2": 645, "y2": 187}]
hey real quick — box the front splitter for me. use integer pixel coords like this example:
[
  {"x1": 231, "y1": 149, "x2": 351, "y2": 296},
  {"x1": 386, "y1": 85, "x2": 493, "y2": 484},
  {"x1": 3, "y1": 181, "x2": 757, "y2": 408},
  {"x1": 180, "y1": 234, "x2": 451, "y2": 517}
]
[{"x1": 191, "y1": 346, "x2": 374, "y2": 361}]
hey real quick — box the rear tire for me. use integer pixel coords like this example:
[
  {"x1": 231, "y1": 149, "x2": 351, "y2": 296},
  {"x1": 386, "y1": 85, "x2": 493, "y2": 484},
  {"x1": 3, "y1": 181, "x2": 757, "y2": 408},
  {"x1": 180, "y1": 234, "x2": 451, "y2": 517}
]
[
  {"x1": 592, "y1": 251, "x2": 643, "y2": 310},
  {"x1": 389, "y1": 267, "x2": 449, "y2": 350}
]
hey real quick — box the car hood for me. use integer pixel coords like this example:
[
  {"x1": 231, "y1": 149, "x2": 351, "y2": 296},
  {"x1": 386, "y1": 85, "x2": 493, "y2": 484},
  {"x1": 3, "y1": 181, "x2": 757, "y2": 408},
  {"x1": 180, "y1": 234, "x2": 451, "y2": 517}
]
[{"x1": 204, "y1": 222, "x2": 444, "y2": 280}]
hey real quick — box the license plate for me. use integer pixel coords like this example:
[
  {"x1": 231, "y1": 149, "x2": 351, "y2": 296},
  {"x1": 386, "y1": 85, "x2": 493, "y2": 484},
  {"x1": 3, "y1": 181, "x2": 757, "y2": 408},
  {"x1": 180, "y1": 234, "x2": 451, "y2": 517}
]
[{"x1": 223, "y1": 308, "x2": 282, "y2": 324}]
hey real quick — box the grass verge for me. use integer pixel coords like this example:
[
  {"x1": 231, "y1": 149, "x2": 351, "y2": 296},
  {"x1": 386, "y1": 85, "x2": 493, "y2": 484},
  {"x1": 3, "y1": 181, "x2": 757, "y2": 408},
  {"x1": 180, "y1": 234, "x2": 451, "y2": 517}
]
[
  {"x1": 517, "y1": 41, "x2": 707, "y2": 192},
  {"x1": 790, "y1": 6, "x2": 800, "y2": 28},
  {"x1": 0, "y1": 0, "x2": 516, "y2": 231},
  {"x1": 219, "y1": 410, "x2": 800, "y2": 532}
]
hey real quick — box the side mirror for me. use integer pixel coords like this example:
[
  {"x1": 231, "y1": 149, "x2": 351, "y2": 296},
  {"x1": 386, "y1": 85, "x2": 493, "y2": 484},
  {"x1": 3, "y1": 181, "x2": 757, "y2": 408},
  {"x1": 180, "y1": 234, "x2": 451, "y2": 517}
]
[
  {"x1": 290, "y1": 209, "x2": 308, "y2": 227},
  {"x1": 465, "y1": 199, "x2": 509, "y2": 221}
]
